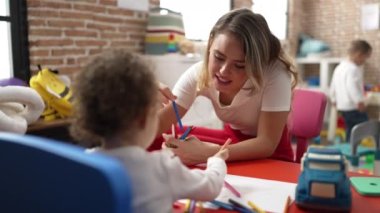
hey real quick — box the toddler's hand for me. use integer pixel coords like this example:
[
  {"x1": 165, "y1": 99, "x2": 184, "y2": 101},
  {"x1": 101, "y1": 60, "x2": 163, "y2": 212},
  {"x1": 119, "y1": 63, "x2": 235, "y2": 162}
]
[
  {"x1": 213, "y1": 148, "x2": 229, "y2": 161},
  {"x1": 162, "y1": 133, "x2": 178, "y2": 149},
  {"x1": 212, "y1": 138, "x2": 231, "y2": 161}
]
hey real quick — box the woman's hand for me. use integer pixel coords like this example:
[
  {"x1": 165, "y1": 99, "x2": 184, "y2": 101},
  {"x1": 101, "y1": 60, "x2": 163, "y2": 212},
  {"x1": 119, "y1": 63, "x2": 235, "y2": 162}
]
[
  {"x1": 158, "y1": 82, "x2": 176, "y2": 105},
  {"x1": 162, "y1": 134, "x2": 220, "y2": 165}
]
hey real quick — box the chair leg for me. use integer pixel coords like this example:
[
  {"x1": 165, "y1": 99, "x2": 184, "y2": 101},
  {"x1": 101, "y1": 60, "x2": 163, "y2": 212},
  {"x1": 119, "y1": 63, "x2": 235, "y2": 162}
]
[{"x1": 296, "y1": 138, "x2": 308, "y2": 163}]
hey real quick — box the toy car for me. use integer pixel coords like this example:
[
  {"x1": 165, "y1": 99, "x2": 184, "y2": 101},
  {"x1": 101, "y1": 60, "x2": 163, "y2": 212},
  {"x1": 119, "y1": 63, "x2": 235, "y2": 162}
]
[{"x1": 295, "y1": 147, "x2": 351, "y2": 211}]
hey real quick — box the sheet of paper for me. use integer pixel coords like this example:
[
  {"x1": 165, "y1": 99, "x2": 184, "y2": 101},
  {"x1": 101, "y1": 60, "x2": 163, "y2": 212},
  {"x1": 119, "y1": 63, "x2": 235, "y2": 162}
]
[
  {"x1": 177, "y1": 174, "x2": 297, "y2": 212},
  {"x1": 215, "y1": 174, "x2": 296, "y2": 213}
]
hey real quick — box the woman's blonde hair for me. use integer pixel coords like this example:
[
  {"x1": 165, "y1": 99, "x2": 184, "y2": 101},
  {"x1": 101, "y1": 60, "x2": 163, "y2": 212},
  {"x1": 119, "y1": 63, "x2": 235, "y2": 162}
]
[
  {"x1": 198, "y1": 8, "x2": 298, "y2": 92},
  {"x1": 70, "y1": 49, "x2": 157, "y2": 147}
]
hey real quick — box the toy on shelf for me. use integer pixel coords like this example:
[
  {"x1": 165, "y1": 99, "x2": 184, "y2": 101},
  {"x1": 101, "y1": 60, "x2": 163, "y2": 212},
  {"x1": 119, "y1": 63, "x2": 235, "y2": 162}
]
[
  {"x1": 295, "y1": 147, "x2": 351, "y2": 211},
  {"x1": 0, "y1": 85, "x2": 45, "y2": 134},
  {"x1": 30, "y1": 65, "x2": 73, "y2": 121},
  {"x1": 167, "y1": 33, "x2": 177, "y2": 53},
  {"x1": 145, "y1": 7, "x2": 185, "y2": 55}
]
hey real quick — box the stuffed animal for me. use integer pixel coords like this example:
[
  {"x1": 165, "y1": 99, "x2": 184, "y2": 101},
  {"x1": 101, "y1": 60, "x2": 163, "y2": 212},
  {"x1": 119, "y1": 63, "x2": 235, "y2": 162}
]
[
  {"x1": 178, "y1": 39, "x2": 195, "y2": 55},
  {"x1": 0, "y1": 86, "x2": 44, "y2": 134}
]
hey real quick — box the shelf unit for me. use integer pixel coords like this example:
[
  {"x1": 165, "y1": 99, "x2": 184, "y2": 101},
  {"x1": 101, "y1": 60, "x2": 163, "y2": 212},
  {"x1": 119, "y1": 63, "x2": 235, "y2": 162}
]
[
  {"x1": 296, "y1": 57, "x2": 345, "y2": 143},
  {"x1": 296, "y1": 57, "x2": 345, "y2": 94}
]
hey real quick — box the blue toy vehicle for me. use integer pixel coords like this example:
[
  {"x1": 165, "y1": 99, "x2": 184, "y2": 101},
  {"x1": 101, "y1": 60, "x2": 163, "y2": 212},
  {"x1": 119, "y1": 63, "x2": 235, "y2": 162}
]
[{"x1": 295, "y1": 147, "x2": 351, "y2": 211}]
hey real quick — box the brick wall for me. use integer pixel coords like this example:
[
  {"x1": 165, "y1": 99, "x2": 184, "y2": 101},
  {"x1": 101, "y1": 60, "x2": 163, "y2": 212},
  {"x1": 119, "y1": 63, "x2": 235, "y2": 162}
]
[
  {"x1": 27, "y1": 0, "x2": 158, "y2": 77},
  {"x1": 289, "y1": 0, "x2": 380, "y2": 84},
  {"x1": 28, "y1": 0, "x2": 378, "y2": 83},
  {"x1": 26, "y1": 0, "x2": 252, "y2": 77}
]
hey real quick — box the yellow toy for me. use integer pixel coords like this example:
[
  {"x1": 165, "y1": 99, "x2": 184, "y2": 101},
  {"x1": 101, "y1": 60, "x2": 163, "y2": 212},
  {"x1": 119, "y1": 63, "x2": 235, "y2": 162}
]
[{"x1": 30, "y1": 67, "x2": 73, "y2": 120}]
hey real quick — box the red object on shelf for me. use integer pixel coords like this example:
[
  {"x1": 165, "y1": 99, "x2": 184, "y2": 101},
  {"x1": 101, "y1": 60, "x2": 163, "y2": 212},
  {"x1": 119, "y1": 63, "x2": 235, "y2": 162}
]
[{"x1": 337, "y1": 115, "x2": 346, "y2": 129}]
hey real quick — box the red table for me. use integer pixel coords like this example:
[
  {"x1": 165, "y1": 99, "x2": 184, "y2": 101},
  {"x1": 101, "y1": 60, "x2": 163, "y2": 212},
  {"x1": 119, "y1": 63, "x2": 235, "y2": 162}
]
[
  {"x1": 175, "y1": 159, "x2": 380, "y2": 212},
  {"x1": 228, "y1": 159, "x2": 380, "y2": 213}
]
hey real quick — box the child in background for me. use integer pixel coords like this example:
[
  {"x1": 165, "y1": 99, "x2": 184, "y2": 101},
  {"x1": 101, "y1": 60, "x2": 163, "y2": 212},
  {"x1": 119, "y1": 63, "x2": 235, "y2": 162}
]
[
  {"x1": 70, "y1": 49, "x2": 229, "y2": 213},
  {"x1": 330, "y1": 39, "x2": 372, "y2": 141}
]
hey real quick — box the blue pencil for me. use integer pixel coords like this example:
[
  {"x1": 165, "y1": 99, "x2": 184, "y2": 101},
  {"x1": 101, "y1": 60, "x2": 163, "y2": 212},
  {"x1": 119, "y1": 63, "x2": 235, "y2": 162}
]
[
  {"x1": 210, "y1": 200, "x2": 253, "y2": 213},
  {"x1": 228, "y1": 198, "x2": 255, "y2": 213},
  {"x1": 179, "y1": 126, "x2": 194, "y2": 140},
  {"x1": 172, "y1": 101, "x2": 183, "y2": 130},
  {"x1": 210, "y1": 200, "x2": 234, "y2": 211}
]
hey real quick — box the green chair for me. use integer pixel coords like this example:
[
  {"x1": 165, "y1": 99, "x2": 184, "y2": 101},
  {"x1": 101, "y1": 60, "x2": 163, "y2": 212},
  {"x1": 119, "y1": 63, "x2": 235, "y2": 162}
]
[{"x1": 329, "y1": 120, "x2": 380, "y2": 168}]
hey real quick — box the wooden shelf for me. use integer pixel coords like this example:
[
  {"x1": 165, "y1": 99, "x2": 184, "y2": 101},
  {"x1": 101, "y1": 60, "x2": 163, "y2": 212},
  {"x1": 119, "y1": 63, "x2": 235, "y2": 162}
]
[{"x1": 27, "y1": 118, "x2": 72, "y2": 132}]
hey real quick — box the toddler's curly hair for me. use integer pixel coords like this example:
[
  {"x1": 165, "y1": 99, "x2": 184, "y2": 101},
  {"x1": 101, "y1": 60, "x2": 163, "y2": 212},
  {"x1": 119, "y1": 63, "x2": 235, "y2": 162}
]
[{"x1": 70, "y1": 49, "x2": 157, "y2": 147}]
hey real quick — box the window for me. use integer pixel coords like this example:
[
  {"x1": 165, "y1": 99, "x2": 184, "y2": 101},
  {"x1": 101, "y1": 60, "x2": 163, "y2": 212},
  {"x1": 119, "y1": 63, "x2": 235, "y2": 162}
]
[
  {"x1": 0, "y1": 0, "x2": 30, "y2": 81},
  {"x1": 0, "y1": 0, "x2": 12, "y2": 80},
  {"x1": 160, "y1": 0, "x2": 231, "y2": 41},
  {"x1": 252, "y1": 0, "x2": 288, "y2": 40}
]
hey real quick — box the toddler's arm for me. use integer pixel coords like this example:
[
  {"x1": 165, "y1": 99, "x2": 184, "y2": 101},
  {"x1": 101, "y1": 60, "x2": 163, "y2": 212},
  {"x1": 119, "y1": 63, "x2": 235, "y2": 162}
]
[{"x1": 161, "y1": 150, "x2": 228, "y2": 201}]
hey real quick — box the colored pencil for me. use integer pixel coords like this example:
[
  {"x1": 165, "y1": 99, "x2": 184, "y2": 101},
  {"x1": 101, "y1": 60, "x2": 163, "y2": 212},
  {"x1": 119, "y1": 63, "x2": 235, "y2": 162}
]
[
  {"x1": 210, "y1": 200, "x2": 234, "y2": 211},
  {"x1": 179, "y1": 126, "x2": 194, "y2": 140},
  {"x1": 224, "y1": 180, "x2": 241, "y2": 197},
  {"x1": 248, "y1": 200, "x2": 266, "y2": 213},
  {"x1": 228, "y1": 198, "x2": 255, "y2": 213},
  {"x1": 220, "y1": 138, "x2": 232, "y2": 150},
  {"x1": 188, "y1": 200, "x2": 196, "y2": 213},
  {"x1": 282, "y1": 195, "x2": 291, "y2": 213},
  {"x1": 184, "y1": 199, "x2": 191, "y2": 213},
  {"x1": 211, "y1": 200, "x2": 252, "y2": 213},
  {"x1": 199, "y1": 202, "x2": 206, "y2": 213},
  {"x1": 172, "y1": 101, "x2": 183, "y2": 130},
  {"x1": 171, "y1": 124, "x2": 176, "y2": 138}
]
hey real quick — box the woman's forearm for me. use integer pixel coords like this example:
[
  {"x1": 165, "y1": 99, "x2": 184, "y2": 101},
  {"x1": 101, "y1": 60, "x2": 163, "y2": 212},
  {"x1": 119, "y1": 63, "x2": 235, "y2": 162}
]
[
  {"x1": 201, "y1": 137, "x2": 274, "y2": 163},
  {"x1": 226, "y1": 137, "x2": 276, "y2": 161}
]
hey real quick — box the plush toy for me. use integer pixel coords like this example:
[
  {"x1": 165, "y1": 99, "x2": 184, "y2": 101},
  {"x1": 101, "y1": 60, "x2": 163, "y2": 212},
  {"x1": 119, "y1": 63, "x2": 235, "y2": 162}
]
[
  {"x1": 30, "y1": 68, "x2": 73, "y2": 120},
  {"x1": 178, "y1": 39, "x2": 195, "y2": 55},
  {"x1": 0, "y1": 86, "x2": 44, "y2": 134}
]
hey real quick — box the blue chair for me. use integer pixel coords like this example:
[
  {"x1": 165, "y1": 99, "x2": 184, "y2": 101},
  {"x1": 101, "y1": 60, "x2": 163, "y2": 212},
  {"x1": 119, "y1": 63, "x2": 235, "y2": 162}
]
[{"x1": 0, "y1": 133, "x2": 133, "y2": 213}]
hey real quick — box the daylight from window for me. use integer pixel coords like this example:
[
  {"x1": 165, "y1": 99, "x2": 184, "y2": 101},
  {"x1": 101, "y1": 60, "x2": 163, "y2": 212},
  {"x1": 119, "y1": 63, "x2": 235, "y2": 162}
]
[
  {"x1": 252, "y1": 0, "x2": 288, "y2": 40},
  {"x1": 0, "y1": 0, "x2": 9, "y2": 16},
  {"x1": 0, "y1": 23, "x2": 12, "y2": 80},
  {"x1": 160, "y1": 0, "x2": 230, "y2": 41},
  {"x1": 0, "y1": 1, "x2": 12, "y2": 80}
]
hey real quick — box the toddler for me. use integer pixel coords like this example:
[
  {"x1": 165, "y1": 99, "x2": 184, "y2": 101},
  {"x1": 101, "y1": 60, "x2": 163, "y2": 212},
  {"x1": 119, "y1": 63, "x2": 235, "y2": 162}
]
[
  {"x1": 70, "y1": 49, "x2": 229, "y2": 213},
  {"x1": 330, "y1": 39, "x2": 372, "y2": 141}
]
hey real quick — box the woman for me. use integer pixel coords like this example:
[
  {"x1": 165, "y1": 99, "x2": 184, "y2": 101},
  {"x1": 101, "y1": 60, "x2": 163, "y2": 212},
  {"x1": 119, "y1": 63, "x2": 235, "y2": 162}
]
[{"x1": 152, "y1": 8, "x2": 298, "y2": 165}]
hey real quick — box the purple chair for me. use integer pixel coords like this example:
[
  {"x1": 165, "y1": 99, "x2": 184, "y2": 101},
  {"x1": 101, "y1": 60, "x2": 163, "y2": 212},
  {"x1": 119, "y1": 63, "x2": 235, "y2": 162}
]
[{"x1": 288, "y1": 89, "x2": 327, "y2": 163}]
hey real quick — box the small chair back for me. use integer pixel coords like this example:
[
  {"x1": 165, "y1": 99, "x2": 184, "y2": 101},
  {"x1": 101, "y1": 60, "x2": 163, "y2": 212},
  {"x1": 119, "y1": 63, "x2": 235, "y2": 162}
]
[
  {"x1": 350, "y1": 120, "x2": 380, "y2": 166},
  {"x1": 0, "y1": 133, "x2": 133, "y2": 213},
  {"x1": 288, "y1": 89, "x2": 327, "y2": 162}
]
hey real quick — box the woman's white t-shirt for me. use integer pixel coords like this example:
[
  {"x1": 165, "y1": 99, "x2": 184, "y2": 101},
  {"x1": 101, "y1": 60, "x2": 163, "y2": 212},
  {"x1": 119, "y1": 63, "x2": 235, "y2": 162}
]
[{"x1": 173, "y1": 60, "x2": 292, "y2": 136}]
